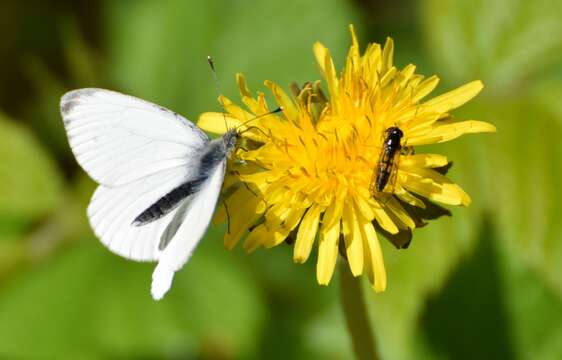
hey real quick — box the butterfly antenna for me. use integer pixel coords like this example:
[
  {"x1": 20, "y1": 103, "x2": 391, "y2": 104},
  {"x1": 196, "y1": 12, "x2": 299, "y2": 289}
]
[
  {"x1": 237, "y1": 107, "x2": 283, "y2": 133},
  {"x1": 207, "y1": 56, "x2": 229, "y2": 132}
]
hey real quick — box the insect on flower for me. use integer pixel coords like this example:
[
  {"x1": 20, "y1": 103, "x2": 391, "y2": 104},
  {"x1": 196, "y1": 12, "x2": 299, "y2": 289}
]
[
  {"x1": 58, "y1": 57, "x2": 282, "y2": 301},
  {"x1": 59, "y1": 87, "x2": 243, "y2": 301},
  {"x1": 371, "y1": 126, "x2": 404, "y2": 194}
]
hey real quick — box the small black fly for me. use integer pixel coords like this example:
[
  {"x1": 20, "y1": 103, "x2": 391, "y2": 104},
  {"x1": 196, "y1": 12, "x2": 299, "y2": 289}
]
[{"x1": 372, "y1": 126, "x2": 404, "y2": 193}]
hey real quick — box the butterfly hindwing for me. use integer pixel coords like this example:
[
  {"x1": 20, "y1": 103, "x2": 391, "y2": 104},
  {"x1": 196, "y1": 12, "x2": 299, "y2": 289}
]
[
  {"x1": 151, "y1": 159, "x2": 227, "y2": 300},
  {"x1": 87, "y1": 166, "x2": 196, "y2": 261}
]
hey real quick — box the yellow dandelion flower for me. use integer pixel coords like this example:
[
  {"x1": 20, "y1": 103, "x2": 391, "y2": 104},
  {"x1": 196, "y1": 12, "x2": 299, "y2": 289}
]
[{"x1": 197, "y1": 25, "x2": 496, "y2": 292}]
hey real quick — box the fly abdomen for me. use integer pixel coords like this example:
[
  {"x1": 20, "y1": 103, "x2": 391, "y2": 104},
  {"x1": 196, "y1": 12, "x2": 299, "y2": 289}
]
[
  {"x1": 375, "y1": 149, "x2": 397, "y2": 192},
  {"x1": 375, "y1": 163, "x2": 392, "y2": 192},
  {"x1": 373, "y1": 126, "x2": 404, "y2": 193}
]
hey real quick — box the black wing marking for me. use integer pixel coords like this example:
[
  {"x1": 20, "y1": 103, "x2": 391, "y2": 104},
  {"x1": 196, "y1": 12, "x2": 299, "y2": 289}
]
[
  {"x1": 132, "y1": 176, "x2": 207, "y2": 226},
  {"x1": 132, "y1": 136, "x2": 230, "y2": 226}
]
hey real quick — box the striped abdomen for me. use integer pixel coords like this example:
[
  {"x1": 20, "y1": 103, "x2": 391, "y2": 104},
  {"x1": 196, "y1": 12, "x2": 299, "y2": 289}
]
[{"x1": 374, "y1": 127, "x2": 403, "y2": 193}]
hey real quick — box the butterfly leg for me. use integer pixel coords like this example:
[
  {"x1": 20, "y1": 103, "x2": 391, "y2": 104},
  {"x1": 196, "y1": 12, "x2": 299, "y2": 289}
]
[
  {"x1": 231, "y1": 169, "x2": 268, "y2": 210},
  {"x1": 222, "y1": 198, "x2": 232, "y2": 235}
]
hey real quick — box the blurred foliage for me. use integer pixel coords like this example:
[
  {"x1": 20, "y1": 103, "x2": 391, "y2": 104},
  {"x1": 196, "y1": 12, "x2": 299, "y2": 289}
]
[
  {"x1": 0, "y1": 113, "x2": 62, "y2": 222},
  {"x1": 0, "y1": 0, "x2": 561, "y2": 359}
]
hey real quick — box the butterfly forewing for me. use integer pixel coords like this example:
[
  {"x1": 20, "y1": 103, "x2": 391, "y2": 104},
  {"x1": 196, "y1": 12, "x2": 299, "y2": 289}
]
[{"x1": 61, "y1": 88, "x2": 209, "y2": 187}]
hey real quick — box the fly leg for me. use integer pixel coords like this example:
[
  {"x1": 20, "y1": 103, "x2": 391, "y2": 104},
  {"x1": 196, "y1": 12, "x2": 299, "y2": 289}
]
[{"x1": 401, "y1": 145, "x2": 414, "y2": 156}]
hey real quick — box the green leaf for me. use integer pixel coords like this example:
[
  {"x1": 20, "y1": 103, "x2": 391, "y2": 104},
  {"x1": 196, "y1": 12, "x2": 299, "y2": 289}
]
[
  {"x1": 465, "y1": 98, "x2": 562, "y2": 298},
  {"x1": 0, "y1": 230, "x2": 265, "y2": 359},
  {"x1": 416, "y1": 96, "x2": 562, "y2": 357},
  {"x1": 418, "y1": 1, "x2": 562, "y2": 357},
  {"x1": 418, "y1": 220, "x2": 516, "y2": 359},
  {"x1": 24, "y1": 20, "x2": 104, "y2": 160},
  {"x1": 60, "y1": 20, "x2": 104, "y2": 87},
  {"x1": 501, "y1": 251, "x2": 562, "y2": 360},
  {"x1": 418, "y1": 220, "x2": 562, "y2": 360},
  {"x1": 421, "y1": 0, "x2": 562, "y2": 91},
  {"x1": 24, "y1": 58, "x2": 71, "y2": 159},
  {"x1": 531, "y1": 81, "x2": 562, "y2": 126},
  {"x1": 0, "y1": 114, "x2": 62, "y2": 221},
  {"x1": 304, "y1": 299, "x2": 354, "y2": 360},
  {"x1": 247, "y1": 245, "x2": 338, "y2": 359}
]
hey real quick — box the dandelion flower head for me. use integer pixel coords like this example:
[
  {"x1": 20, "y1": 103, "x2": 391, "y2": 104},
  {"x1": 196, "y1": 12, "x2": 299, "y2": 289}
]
[{"x1": 198, "y1": 25, "x2": 496, "y2": 292}]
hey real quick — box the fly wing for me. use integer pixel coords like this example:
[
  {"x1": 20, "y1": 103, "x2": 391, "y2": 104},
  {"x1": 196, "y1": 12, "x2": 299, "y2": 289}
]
[
  {"x1": 87, "y1": 166, "x2": 194, "y2": 262},
  {"x1": 151, "y1": 160, "x2": 226, "y2": 300},
  {"x1": 60, "y1": 88, "x2": 209, "y2": 187}
]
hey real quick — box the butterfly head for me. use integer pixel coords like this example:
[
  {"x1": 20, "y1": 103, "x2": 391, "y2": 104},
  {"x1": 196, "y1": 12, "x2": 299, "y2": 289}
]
[{"x1": 223, "y1": 128, "x2": 240, "y2": 158}]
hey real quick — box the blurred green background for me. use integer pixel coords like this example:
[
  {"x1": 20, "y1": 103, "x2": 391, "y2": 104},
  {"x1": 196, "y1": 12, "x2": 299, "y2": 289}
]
[{"x1": 1, "y1": 0, "x2": 561, "y2": 359}]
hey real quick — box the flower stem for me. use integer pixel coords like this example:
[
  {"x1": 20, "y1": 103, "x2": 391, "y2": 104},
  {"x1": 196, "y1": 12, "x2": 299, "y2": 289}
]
[{"x1": 340, "y1": 262, "x2": 379, "y2": 360}]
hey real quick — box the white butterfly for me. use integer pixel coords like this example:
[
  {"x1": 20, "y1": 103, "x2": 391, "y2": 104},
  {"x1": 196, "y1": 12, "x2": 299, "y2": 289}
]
[{"x1": 60, "y1": 88, "x2": 239, "y2": 300}]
